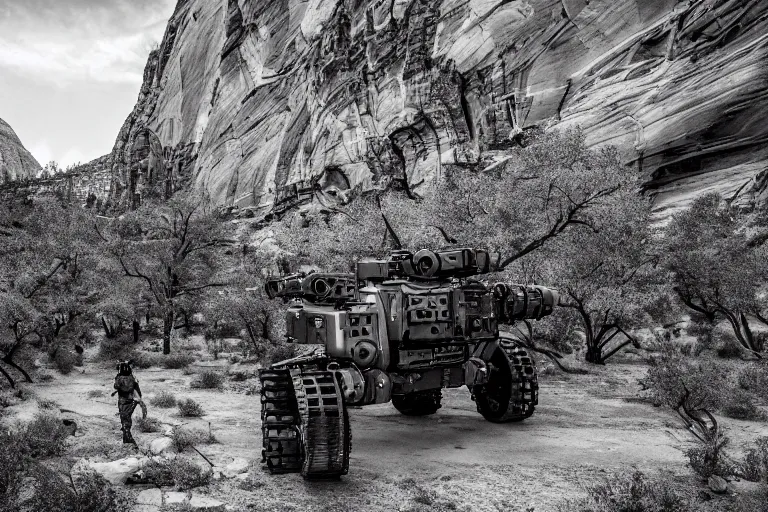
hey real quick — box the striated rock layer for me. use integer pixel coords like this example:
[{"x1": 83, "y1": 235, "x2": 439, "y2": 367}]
[
  {"x1": 108, "y1": 0, "x2": 768, "y2": 217},
  {"x1": 0, "y1": 118, "x2": 41, "y2": 184}
]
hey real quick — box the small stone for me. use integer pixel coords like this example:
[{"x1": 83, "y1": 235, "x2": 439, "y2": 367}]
[
  {"x1": 136, "y1": 488, "x2": 163, "y2": 506},
  {"x1": 708, "y1": 475, "x2": 728, "y2": 494},
  {"x1": 222, "y1": 457, "x2": 249, "y2": 478},
  {"x1": 188, "y1": 495, "x2": 226, "y2": 511},
  {"x1": 234, "y1": 472, "x2": 250, "y2": 481}
]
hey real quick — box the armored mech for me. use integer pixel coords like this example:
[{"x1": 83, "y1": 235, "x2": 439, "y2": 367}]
[{"x1": 258, "y1": 248, "x2": 558, "y2": 479}]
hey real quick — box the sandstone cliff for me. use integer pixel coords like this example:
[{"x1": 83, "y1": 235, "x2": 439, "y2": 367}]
[
  {"x1": 108, "y1": 0, "x2": 768, "y2": 217},
  {"x1": 0, "y1": 118, "x2": 41, "y2": 184}
]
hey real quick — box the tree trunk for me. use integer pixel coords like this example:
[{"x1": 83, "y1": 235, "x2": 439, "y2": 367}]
[
  {"x1": 133, "y1": 320, "x2": 140, "y2": 344},
  {"x1": 3, "y1": 355, "x2": 33, "y2": 384},
  {"x1": 585, "y1": 339, "x2": 602, "y2": 364},
  {"x1": 163, "y1": 309, "x2": 174, "y2": 355},
  {"x1": 0, "y1": 364, "x2": 16, "y2": 388}
]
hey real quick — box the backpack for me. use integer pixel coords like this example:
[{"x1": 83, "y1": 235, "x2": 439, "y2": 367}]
[{"x1": 115, "y1": 375, "x2": 136, "y2": 394}]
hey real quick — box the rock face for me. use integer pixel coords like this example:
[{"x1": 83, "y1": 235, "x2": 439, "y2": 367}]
[
  {"x1": 109, "y1": 0, "x2": 768, "y2": 217},
  {"x1": 0, "y1": 118, "x2": 41, "y2": 184}
]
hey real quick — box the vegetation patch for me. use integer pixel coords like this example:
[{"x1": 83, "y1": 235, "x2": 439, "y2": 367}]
[
  {"x1": 177, "y1": 398, "x2": 205, "y2": 417},
  {"x1": 150, "y1": 390, "x2": 177, "y2": 408}
]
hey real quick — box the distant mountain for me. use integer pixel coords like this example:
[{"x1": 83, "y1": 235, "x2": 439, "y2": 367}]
[
  {"x1": 0, "y1": 117, "x2": 41, "y2": 184},
  {"x1": 107, "y1": 0, "x2": 768, "y2": 218}
]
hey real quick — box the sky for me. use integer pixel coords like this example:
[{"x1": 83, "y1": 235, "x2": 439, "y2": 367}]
[{"x1": 0, "y1": 0, "x2": 177, "y2": 170}]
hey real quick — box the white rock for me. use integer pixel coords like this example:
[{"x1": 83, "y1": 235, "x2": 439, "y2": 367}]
[
  {"x1": 164, "y1": 491, "x2": 189, "y2": 506},
  {"x1": 136, "y1": 488, "x2": 163, "y2": 506},
  {"x1": 149, "y1": 437, "x2": 175, "y2": 456},
  {"x1": 222, "y1": 457, "x2": 249, "y2": 478},
  {"x1": 234, "y1": 472, "x2": 250, "y2": 481},
  {"x1": 88, "y1": 457, "x2": 145, "y2": 485},
  {"x1": 188, "y1": 495, "x2": 226, "y2": 511}
]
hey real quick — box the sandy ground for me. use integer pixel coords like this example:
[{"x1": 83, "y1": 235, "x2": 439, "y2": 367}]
[{"x1": 5, "y1": 348, "x2": 768, "y2": 512}]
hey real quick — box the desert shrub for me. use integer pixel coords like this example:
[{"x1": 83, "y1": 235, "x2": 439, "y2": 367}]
[
  {"x1": 0, "y1": 390, "x2": 21, "y2": 409},
  {"x1": 741, "y1": 437, "x2": 768, "y2": 483},
  {"x1": 150, "y1": 390, "x2": 177, "y2": 408},
  {"x1": 558, "y1": 470, "x2": 689, "y2": 512},
  {"x1": 87, "y1": 390, "x2": 104, "y2": 398},
  {"x1": 720, "y1": 389, "x2": 765, "y2": 421},
  {"x1": 36, "y1": 398, "x2": 58, "y2": 410},
  {"x1": 264, "y1": 342, "x2": 298, "y2": 366},
  {"x1": 0, "y1": 431, "x2": 24, "y2": 512},
  {"x1": 71, "y1": 465, "x2": 117, "y2": 512},
  {"x1": 37, "y1": 372, "x2": 55, "y2": 382},
  {"x1": 51, "y1": 347, "x2": 77, "y2": 375},
  {"x1": 190, "y1": 370, "x2": 224, "y2": 390},
  {"x1": 142, "y1": 458, "x2": 174, "y2": 487},
  {"x1": 161, "y1": 353, "x2": 194, "y2": 370},
  {"x1": 738, "y1": 365, "x2": 768, "y2": 400},
  {"x1": 717, "y1": 337, "x2": 744, "y2": 359},
  {"x1": 22, "y1": 412, "x2": 70, "y2": 457},
  {"x1": 645, "y1": 347, "x2": 728, "y2": 409},
  {"x1": 171, "y1": 426, "x2": 196, "y2": 452},
  {"x1": 171, "y1": 457, "x2": 211, "y2": 490},
  {"x1": 686, "y1": 429, "x2": 734, "y2": 479},
  {"x1": 136, "y1": 416, "x2": 162, "y2": 433},
  {"x1": 177, "y1": 398, "x2": 204, "y2": 417},
  {"x1": 97, "y1": 334, "x2": 134, "y2": 362},
  {"x1": 132, "y1": 351, "x2": 161, "y2": 369}
]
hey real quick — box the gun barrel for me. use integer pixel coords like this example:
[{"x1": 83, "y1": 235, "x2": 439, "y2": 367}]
[{"x1": 494, "y1": 283, "x2": 559, "y2": 323}]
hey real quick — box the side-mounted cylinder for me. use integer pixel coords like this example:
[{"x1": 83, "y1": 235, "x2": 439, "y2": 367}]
[{"x1": 493, "y1": 284, "x2": 558, "y2": 323}]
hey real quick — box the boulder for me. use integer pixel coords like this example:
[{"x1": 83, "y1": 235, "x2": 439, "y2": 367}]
[
  {"x1": 149, "y1": 437, "x2": 175, "y2": 456},
  {"x1": 708, "y1": 475, "x2": 728, "y2": 494},
  {"x1": 222, "y1": 458, "x2": 249, "y2": 478},
  {"x1": 88, "y1": 457, "x2": 146, "y2": 485}
]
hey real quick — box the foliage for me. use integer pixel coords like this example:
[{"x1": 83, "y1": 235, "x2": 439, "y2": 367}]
[
  {"x1": 136, "y1": 416, "x2": 162, "y2": 433},
  {"x1": 142, "y1": 458, "x2": 174, "y2": 487},
  {"x1": 741, "y1": 436, "x2": 768, "y2": 483},
  {"x1": 177, "y1": 398, "x2": 204, "y2": 417},
  {"x1": 663, "y1": 193, "x2": 768, "y2": 356},
  {"x1": 557, "y1": 470, "x2": 690, "y2": 512},
  {"x1": 190, "y1": 370, "x2": 224, "y2": 390},
  {"x1": 686, "y1": 429, "x2": 733, "y2": 479},
  {"x1": 0, "y1": 430, "x2": 24, "y2": 512},
  {"x1": 0, "y1": 198, "x2": 104, "y2": 387},
  {"x1": 150, "y1": 390, "x2": 177, "y2": 408},
  {"x1": 96, "y1": 195, "x2": 235, "y2": 354},
  {"x1": 264, "y1": 342, "x2": 299, "y2": 366},
  {"x1": 160, "y1": 353, "x2": 194, "y2": 369},
  {"x1": 273, "y1": 128, "x2": 636, "y2": 274},
  {"x1": 170, "y1": 457, "x2": 211, "y2": 490},
  {"x1": 21, "y1": 412, "x2": 71, "y2": 457},
  {"x1": 738, "y1": 364, "x2": 768, "y2": 400}
]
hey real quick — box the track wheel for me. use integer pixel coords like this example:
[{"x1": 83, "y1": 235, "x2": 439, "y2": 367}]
[
  {"x1": 475, "y1": 343, "x2": 537, "y2": 423},
  {"x1": 260, "y1": 369, "x2": 301, "y2": 473},
  {"x1": 392, "y1": 390, "x2": 442, "y2": 416}
]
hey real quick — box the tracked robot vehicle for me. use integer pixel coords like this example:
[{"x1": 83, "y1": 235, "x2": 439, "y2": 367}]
[{"x1": 258, "y1": 248, "x2": 558, "y2": 479}]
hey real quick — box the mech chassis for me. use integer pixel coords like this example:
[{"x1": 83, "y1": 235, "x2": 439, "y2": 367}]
[{"x1": 258, "y1": 248, "x2": 558, "y2": 479}]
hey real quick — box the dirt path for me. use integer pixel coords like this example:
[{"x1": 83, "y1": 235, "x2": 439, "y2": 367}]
[{"x1": 18, "y1": 358, "x2": 768, "y2": 512}]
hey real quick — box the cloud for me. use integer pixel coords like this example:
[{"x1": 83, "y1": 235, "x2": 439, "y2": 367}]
[{"x1": 0, "y1": 0, "x2": 175, "y2": 85}]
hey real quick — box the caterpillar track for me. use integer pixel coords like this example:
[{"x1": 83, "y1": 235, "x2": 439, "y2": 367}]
[
  {"x1": 259, "y1": 366, "x2": 351, "y2": 479},
  {"x1": 474, "y1": 340, "x2": 538, "y2": 422}
]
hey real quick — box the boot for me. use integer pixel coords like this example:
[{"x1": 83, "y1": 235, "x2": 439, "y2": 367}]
[{"x1": 122, "y1": 428, "x2": 135, "y2": 444}]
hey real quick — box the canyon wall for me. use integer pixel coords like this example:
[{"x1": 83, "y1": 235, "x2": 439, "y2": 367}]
[
  {"x1": 0, "y1": 118, "x2": 41, "y2": 184},
  {"x1": 108, "y1": 0, "x2": 768, "y2": 217}
]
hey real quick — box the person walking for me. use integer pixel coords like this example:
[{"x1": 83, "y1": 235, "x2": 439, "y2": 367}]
[{"x1": 111, "y1": 360, "x2": 145, "y2": 444}]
